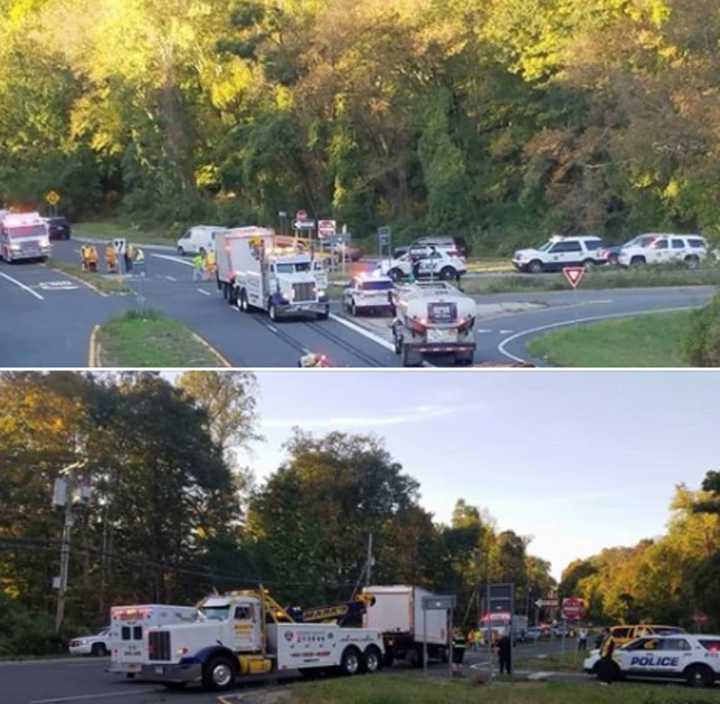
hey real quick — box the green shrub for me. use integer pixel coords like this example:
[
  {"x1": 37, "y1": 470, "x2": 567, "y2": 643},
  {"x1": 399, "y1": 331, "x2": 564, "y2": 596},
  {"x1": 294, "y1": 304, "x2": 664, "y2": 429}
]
[{"x1": 684, "y1": 292, "x2": 720, "y2": 366}]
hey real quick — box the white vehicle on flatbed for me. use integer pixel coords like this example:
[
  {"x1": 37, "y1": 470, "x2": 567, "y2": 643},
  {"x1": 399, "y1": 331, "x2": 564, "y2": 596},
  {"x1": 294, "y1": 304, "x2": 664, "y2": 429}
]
[
  {"x1": 0, "y1": 211, "x2": 50, "y2": 262},
  {"x1": 584, "y1": 633, "x2": 720, "y2": 687},
  {"x1": 391, "y1": 282, "x2": 476, "y2": 366},
  {"x1": 108, "y1": 604, "x2": 198, "y2": 676},
  {"x1": 216, "y1": 228, "x2": 330, "y2": 321},
  {"x1": 376, "y1": 247, "x2": 466, "y2": 282},
  {"x1": 362, "y1": 585, "x2": 451, "y2": 667},
  {"x1": 138, "y1": 590, "x2": 384, "y2": 691}
]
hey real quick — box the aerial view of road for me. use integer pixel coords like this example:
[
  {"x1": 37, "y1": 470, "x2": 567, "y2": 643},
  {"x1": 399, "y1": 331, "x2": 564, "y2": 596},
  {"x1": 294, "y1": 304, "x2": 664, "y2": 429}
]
[{"x1": 0, "y1": 238, "x2": 713, "y2": 367}]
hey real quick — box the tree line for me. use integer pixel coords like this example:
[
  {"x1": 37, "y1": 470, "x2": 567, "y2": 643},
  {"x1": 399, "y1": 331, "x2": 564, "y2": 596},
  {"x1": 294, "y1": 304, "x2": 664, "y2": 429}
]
[
  {"x1": 0, "y1": 371, "x2": 553, "y2": 654},
  {"x1": 1, "y1": 0, "x2": 717, "y2": 251}
]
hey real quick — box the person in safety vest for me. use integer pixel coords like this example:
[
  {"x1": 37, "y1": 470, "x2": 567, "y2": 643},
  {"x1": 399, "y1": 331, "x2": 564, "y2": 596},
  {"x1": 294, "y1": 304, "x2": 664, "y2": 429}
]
[
  {"x1": 105, "y1": 243, "x2": 118, "y2": 273},
  {"x1": 597, "y1": 629, "x2": 617, "y2": 686},
  {"x1": 193, "y1": 253, "x2": 204, "y2": 281},
  {"x1": 205, "y1": 250, "x2": 216, "y2": 277},
  {"x1": 452, "y1": 628, "x2": 467, "y2": 670},
  {"x1": 81, "y1": 245, "x2": 98, "y2": 272}
]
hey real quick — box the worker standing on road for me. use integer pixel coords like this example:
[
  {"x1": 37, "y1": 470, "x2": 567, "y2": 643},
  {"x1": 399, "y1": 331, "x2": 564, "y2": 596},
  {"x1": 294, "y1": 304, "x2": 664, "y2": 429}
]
[
  {"x1": 451, "y1": 628, "x2": 466, "y2": 672},
  {"x1": 105, "y1": 243, "x2": 118, "y2": 273},
  {"x1": 133, "y1": 246, "x2": 146, "y2": 277},
  {"x1": 497, "y1": 633, "x2": 512, "y2": 676},
  {"x1": 193, "y1": 253, "x2": 204, "y2": 281},
  {"x1": 578, "y1": 626, "x2": 588, "y2": 651},
  {"x1": 124, "y1": 244, "x2": 134, "y2": 274}
]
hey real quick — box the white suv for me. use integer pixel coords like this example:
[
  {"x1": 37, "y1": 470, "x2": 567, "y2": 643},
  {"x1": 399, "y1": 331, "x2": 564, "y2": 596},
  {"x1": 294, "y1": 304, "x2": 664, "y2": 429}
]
[
  {"x1": 377, "y1": 247, "x2": 467, "y2": 282},
  {"x1": 584, "y1": 633, "x2": 720, "y2": 687},
  {"x1": 512, "y1": 235, "x2": 605, "y2": 273},
  {"x1": 617, "y1": 234, "x2": 708, "y2": 269},
  {"x1": 69, "y1": 628, "x2": 111, "y2": 657},
  {"x1": 343, "y1": 275, "x2": 395, "y2": 316}
]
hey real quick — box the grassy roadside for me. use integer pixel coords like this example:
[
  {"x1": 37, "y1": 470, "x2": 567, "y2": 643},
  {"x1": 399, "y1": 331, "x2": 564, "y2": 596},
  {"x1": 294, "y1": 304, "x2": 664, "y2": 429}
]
[
  {"x1": 95, "y1": 310, "x2": 228, "y2": 367},
  {"x1": 74, "y1": 221, "x2": 177, "y2": 246},
  {"x1": 515, "y1": 650, "x2": 588, "y2": 672},
  {"x1": 46, "y1": 258, "x2": 130, "y2": 294},
  {"x1": 528, "y1": 311, "x2": 693, "y2": 367},
  {"x1": 286, "y1": 674, "x2": 720, "y2": 704}
]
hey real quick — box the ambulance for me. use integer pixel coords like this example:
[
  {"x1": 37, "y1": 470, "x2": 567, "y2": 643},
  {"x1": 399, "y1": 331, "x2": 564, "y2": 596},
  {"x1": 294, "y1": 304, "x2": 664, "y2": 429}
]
[
  {"x1": 0, "y1": 211, "x2": 50, "y2": 262},
  {"x1": 108, "y1": 604, "x2": 198, "y2": 677}
]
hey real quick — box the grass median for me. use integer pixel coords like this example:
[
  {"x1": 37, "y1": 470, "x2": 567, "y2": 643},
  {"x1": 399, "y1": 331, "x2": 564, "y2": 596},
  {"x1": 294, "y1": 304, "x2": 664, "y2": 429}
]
[
  {"x1": 95, "y1": 310, "x2": 228, "y2": 367},
  {"x1": 528, "y1": 310, "x2": 693, "y2": 367},
  {"x1": 287, "y1": 674, "x2": 720, "y2": 704},
  {"x1": 74, "y1": 220, "x2": 177, "y2": 246},
  {"x1": 46, "y1": 257, "x2": 130, "y2": 294}
]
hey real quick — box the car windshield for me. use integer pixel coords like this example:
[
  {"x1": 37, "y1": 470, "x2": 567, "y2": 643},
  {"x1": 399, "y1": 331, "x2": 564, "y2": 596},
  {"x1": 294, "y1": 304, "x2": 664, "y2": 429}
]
[
  {"x1": 199, "y1": 606, "x2": 230, "y2": 621},
  {"x1": 538, "y1": 241, "x2": 554, "y2": 252},
  {"x1": 275, "y1": 262, "x2": 310, "y2": 273},
  {"x1": 361, "y1": 281, "x2": 393, "y2": 291}
]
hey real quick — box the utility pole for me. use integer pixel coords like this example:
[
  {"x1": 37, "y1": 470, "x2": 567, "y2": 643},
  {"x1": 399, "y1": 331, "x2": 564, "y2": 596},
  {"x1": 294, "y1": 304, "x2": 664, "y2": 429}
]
[{"x1": 366, "y1": 533, "x2": 374, "y2": 586}]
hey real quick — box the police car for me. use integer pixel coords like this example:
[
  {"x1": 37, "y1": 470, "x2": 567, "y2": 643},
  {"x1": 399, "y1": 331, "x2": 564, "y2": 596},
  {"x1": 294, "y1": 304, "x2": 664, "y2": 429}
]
[{"x1": 584, "y1": 633, "x2": 720, "y2": 687}]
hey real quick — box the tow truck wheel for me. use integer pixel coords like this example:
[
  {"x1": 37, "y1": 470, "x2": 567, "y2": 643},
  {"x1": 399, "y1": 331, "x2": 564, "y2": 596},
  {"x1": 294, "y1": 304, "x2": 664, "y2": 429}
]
[
  {"x1": 317, "y1": 306, "x2": 329, "y2": 321},
  {"x1": 439, "y1": 266, "x2": 455, "y2": 281},
  {"x1": 269, "y1": 301, "x2": 277, "y2": 321},
  {"x1": 239, "y1": 290, "x2": 249, "y2": 312},
  {"x1": 685, "y1": 664, "x2": 713, "y2": 688},
  {"x1": 340, "y1": 647, "x2": 361, "y2": 676},
  {"x1": 360, "y1": 646, "x2": 382, "y2": 674},
  {"x1": 202, "y1": 655, "x2": 237, "y2": 691}
]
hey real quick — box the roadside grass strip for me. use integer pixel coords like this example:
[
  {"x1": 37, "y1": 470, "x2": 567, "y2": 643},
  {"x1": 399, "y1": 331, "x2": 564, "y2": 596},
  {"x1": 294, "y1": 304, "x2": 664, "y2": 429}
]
[
  {"x1": 74, "y1": 221, "x2": 177, "y2": 246},
  {"x1": 286, "y1": 674, "x2": 720, "y2": 704},
  {"x1": 527, "y1": 310, "x2": 693, "y2": 367},
  {"x1": 94, "y1": 309, "x2": 229, "y2": 367}
]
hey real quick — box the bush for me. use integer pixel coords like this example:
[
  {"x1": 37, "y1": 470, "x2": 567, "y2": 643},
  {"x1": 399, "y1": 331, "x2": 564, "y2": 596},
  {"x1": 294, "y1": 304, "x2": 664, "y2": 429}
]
[{"x1": 684, "y1": 292, "x2": 720, "y2": 366}]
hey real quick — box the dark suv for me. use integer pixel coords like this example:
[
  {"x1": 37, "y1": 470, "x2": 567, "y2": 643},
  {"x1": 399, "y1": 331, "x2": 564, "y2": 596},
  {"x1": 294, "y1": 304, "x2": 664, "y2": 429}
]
[{"x1": 45, "y1": 216, "x2": 71, "y2": 240}]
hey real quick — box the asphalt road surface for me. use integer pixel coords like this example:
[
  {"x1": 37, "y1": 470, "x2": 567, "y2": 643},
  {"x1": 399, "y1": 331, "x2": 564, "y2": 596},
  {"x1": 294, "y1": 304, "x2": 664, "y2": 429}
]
[
  {"x1": 0, "y1": 238, "x2": 714, "y2": 367},
  {"x1": 2, "y1": 638, "x2": 584, "y2": 704}
]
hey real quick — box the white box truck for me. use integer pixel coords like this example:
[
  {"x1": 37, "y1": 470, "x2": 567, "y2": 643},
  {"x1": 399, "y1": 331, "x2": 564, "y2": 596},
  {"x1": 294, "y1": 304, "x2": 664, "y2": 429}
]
[
  {"x1": 362, "y1": 585, "x2": 450, "y2": 667},
  {"x1": 108, "y1": 604, "x2": 198, "y2": 677},
  {"x1": 215, "y1": 227, "x2": 330, "y2": 321}
]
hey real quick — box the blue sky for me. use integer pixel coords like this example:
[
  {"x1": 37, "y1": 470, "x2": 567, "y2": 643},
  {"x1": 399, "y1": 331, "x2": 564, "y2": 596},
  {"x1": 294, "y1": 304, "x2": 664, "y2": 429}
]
[{"x1": 246, "y1": 370, "x2": 718, "y2": 579}]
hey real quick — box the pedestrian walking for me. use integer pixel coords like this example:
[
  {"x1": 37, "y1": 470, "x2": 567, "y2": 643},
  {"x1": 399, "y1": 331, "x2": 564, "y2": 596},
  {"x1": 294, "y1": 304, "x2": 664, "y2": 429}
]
[
  {"x1": 597, "y1": 629, "x2": 616, "y2": 686},
  {"x1": 451, "y1": 628, "x2": 466, "y2": 673},
  {"x1": 193, "y1": 253, "x2": 204, "y2": 282},
  {"x1": 497, "y1": 633, "x2": 512, "y2": 675}
]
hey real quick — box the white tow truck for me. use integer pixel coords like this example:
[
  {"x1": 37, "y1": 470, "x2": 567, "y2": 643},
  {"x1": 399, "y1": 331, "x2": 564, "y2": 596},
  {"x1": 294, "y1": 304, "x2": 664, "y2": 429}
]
[
  {"x1": 0, "y1": 211, "x2": 51, "y2": 262},
  {"x1": 108, "y1": 604, "x2": 198, "y2": 677},
  {"x1": 391, "y1": 281, "x2": 476, "y2": 366},
  {"x1": 138, "y1": 590, "x2": 384, "y2": 691},
  {"x1": 216, "y1": 228, "x2": 330, "y2": 321},
  {"x1": 362, "y1": 585, "x2": 451, "y2": 667}
]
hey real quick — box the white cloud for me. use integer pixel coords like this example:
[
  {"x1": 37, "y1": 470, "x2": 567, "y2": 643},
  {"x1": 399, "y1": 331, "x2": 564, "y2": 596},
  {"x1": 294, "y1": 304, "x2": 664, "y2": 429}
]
[{"x1": 262, "y1": 403, "x2": 466, "y2": 430}]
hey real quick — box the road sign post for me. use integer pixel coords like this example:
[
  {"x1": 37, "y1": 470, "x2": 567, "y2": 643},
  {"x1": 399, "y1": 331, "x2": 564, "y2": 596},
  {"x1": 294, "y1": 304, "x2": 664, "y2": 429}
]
[{"x1": 46, "y1": 190, "x2": 61, "y2": 217}]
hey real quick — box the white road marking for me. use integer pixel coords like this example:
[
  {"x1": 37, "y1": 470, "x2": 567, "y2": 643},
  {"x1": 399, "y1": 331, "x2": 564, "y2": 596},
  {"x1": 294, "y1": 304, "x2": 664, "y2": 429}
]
[
  {"x1": 151, "y1": 253, "x2": 193, "y2": 267},
  {"x1": 31, "y1": 688, "x2": 158, "y2": 704},
  {"x1": 0, "y1": 272, "x2": 44, "y2": 300},
  {"x1": 497, "y1": 306, "x2": 698, "y2": 363},
  {"x1": 165, "y1": 275, "x2": 176, "y2": 282},
  {"x1": 328, "y1": 313, "x2": 396, "y2": 352},
  {"x1": 499, "y1": 329, "x2": 514, "y2": 334},
  {"x1": 476, "y1": 329, "x2": 494, "y2": 334},
  {"x1": 197, "y1": 288, "x2": 211, "y2": 296},
  {"x1": 38, "y1": 281, "x2": 80, "y2": 291},
  {"x1": 267, "y1": 324, "x2": 278, "y2": 333},
  {"x1": 73, "y1": 248, "x2": 81, "y2": 254}
]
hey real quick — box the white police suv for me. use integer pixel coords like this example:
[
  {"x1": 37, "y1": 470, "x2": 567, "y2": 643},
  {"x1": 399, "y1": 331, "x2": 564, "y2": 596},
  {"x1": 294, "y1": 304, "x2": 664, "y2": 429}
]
[
  {"x1": 584, "y1": 633, "x2": 720, "y2": 687},
  {"x1": 512, "y1": 235, "x2": 605, "y2": 273}
]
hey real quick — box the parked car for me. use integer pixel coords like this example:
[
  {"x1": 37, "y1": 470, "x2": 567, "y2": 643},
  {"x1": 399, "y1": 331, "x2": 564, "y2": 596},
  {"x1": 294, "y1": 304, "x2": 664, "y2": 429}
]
[
  {"x1": 584, "y1": 633, "x2": 720, "y2": 687},
  {"x1": 617, "y1": 234, "x2": 708, "y2": 269},
  {"x1": 526, "y1": 626, "x2": 551, "y2": 641},
  {"x1": 377, "y1": 247, "x2": 467, "y2": 282},
  {"x1": 512, "y1": 235, "x2": 605, "y2": 273},
  {"x1": 176, "y1": 225, "x2": 228, "y2": 256},
  {"x1": 343, "y1": 275, "x2": 395, "y2": 316},
  {"x1": 44, "y1": 216, "x2": 72, "y2": 240},
  {"x1": 68, "y1": 628, "x2": 111, "y2": 656},
  {"x1": 597, "y1": 235, "x2": 658, "y2": 266},
  {"x1": 605, "y1": 624, "x2": 686, "y2": 647}
]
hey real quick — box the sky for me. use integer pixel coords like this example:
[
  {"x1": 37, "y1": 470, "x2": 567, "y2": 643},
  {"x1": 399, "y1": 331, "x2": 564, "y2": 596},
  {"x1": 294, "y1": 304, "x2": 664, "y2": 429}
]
[{"x1": 243, "y1": 370, "x2": 719, "y2": 580}]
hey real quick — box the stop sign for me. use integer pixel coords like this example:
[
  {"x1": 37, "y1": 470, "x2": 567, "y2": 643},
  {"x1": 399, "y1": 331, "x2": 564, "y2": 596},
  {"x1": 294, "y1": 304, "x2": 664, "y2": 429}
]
[
  {"x1": 694, "y1": 611, "x2": 709, "y2": 625},
  {"x1": 562, "y1": 596, "x2": 586, "y2": 621}
]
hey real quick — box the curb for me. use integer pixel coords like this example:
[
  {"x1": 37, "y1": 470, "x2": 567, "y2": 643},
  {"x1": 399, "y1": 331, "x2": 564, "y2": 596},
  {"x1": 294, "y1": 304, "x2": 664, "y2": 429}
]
[
  {"x1": 88, "y1": 325, "x2": 101, "y2": 367},
  {"x1": 191, "y1": 332, "x2": 232, "y2": 368}
]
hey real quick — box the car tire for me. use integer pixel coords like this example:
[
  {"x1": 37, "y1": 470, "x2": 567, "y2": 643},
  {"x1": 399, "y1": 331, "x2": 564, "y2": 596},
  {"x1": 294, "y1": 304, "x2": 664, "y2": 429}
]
[
  {"x1": 201, "y1": 655, "x2": 237, "y2": 691},
  {"x1": 528, "y1": 260, "x2": 544, "y2": 274},
  {"x1": 340, "y1": 647, "x2": 362, "y2": 676},
  {"x1": 630, "y1": 256, "x2": 646, "y2": 267},
  {"x1": 177, "y1": 247, "x2": 185, "y2": 256},
  {"x1": 388, "y1": 268, "x2": 404, "y2": 282},
  {"x1": 240, "y1": 289, "x2": 249, "y2": 312},
  {"x1": 440, "y1": 266, "x2": 455, "y2": 281},
  {"x1": 351, "y1": 300, "x2": 358, "y2": 316},
  {"x1": 269, "y1": 301, "x2": 277, "y2": 321},
  {"x1": 685, "y1": 664, "x2": 713, "y2": 688},
  {"x1": 199, "y1": 247, "x2": 206, "y2": 257},
  {"x1": 360, "y1": 646, "x2": 382, "y2": 674},
  {"x1": 317, "y1": 306, "x2": 329, "y2": 321},
  {"x1": 686, "y1": 255, "x2": 700, "y2": 270},
  {"x1": 91, "y1": 643, "x2": 107, "y2": 657},
  {"x1": 609, "y1": 254, "x2": 619, "y2": 266},
  {"x1": 583, "y1": 259, "x2": 595, "y2": 271}
]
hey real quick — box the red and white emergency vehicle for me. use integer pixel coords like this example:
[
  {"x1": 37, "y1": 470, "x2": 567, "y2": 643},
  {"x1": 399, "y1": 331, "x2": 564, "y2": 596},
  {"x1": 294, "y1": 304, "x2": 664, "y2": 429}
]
[{"x1": 0, "y1": 211, "x2": 51, "y2": 262}]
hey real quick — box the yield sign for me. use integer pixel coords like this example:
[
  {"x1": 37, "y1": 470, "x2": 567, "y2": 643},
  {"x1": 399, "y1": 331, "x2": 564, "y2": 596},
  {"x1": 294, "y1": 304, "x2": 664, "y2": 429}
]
[{"x1": 563, "y1": 266, "x2": 585, "y2": 289}]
